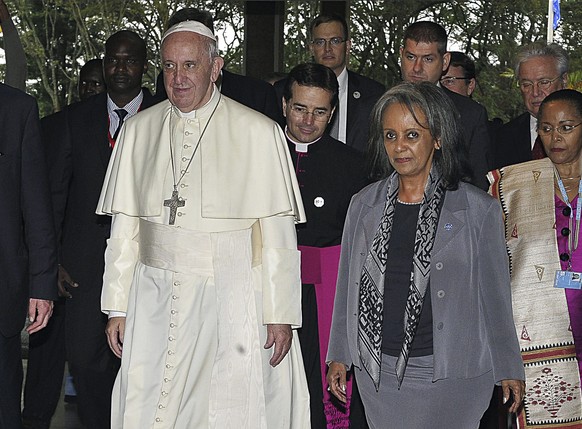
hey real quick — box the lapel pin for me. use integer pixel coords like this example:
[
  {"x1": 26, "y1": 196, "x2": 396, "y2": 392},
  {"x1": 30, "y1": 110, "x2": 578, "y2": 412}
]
[
  {"x1": 353, "y1": 91, "x2": 360, "y2": 99},
  {"x1": 444, "y1": 223, "x2": 453, "y2": 231},
  {"x1": 314, "y1": 197, "x2": 325, "y2": 207}
]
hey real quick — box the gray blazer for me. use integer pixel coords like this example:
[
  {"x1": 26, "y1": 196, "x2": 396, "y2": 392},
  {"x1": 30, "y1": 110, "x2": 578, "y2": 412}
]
[{"x1": 327, "y1": 179, "x2": 525, "y2": 384}]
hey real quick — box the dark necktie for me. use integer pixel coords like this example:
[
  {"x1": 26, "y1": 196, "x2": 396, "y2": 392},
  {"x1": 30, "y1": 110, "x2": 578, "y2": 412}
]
[
  {"x1": 112, "y1": 108, "x2": 128, "y2": 141},
  {"x1": 531, "y1": 135, "x2": 547, "y2": 160}
]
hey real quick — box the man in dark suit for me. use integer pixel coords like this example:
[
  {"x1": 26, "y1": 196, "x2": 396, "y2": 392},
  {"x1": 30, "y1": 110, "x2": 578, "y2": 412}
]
[
  {"x1": 282, "y1": 62, "x2": 369, "y2": 428},
  {"x1": 22, "y1": 58, "x2": 107, "y2": 429},
  {"x1": 154, "y1": 7, "x2": 281, "y2": 122},
  {"x1": 0, "y1": 83, "x2": 58, "y2": 429},
  {"x1": 41, "y1": 30, "x2": 156, "y2": 429},
  {"x1": 275, "y1": 13, "x2": 385, "y2": 153},
  {"x1": 78, "y1": 59, "x2": 106, "y2": 101},
  {"x1": 400, "y1": 21, "x2": 491, "y2": 190},
  {"x1": 492, "y1": 42, "x2": 569, "y2": 169}
]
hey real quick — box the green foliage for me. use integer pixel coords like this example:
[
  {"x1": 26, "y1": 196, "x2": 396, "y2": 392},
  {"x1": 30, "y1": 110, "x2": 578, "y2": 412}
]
[
  {"x1": 4, "y1": 0, "x2": 244, "y2": 116},
  {"x1": 3, "y1": 0, "x2": 581, "y2": 120},
  {"x1": 342, "y1": 0, "x2": 581, "y2": 122},
  {"x1": 282, "y1": 1, "x2": 318, "y2": 71}
]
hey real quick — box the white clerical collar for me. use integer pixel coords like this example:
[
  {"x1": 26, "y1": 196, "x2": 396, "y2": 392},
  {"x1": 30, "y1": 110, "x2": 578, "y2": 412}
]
[
  {"x1": 285, "y1": 127, "x2": 323, "y2": 152},
  {"x1": 174, "y1": 85, "x2": 219, "y2": 119}
]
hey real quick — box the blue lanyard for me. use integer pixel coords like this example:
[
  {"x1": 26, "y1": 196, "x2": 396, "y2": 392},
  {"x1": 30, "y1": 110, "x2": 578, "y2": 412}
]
[{"x1": 554, "y1": 169, "x2": 582, "y2": 269}]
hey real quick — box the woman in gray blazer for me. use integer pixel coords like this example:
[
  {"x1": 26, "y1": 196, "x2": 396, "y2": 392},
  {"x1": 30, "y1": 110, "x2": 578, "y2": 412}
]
[{"x1": 326, "y1": 82, "x2": 525, "y2": 428}]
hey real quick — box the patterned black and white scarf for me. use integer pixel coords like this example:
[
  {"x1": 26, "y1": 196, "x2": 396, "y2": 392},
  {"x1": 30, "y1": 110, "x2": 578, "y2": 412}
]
[{"x1": 358, "y1": 167, "x2": 445, "y2": 390}]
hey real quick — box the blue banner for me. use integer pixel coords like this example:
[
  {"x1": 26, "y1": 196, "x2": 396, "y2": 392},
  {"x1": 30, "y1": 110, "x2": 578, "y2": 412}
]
[{"x1": 553, "y1": 0, "x2": 561, "y2": 30}]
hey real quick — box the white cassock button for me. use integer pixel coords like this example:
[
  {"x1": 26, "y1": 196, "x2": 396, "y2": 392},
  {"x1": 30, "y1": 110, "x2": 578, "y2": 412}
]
[{"x1": 314, "y1": 197, "x2": 324, "y2": 207}]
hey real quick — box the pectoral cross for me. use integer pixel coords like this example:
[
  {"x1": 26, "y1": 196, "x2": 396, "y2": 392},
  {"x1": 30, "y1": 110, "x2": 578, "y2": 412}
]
[{"x1": 164, "y1": 188, "x2": 185, "y2": 225}]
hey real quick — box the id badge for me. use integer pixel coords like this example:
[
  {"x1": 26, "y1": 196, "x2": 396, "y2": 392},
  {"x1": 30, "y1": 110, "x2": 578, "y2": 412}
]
[{"x1": 554, "y1": 270, "x2": 582, "y2": 290}]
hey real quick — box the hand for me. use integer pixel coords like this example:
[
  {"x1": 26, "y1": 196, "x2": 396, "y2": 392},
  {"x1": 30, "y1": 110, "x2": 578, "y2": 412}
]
[
  {"x1": 57, "y1": 265, "x2": 78, "y2": 298},
  {"x1": 26, "y1": 299, "x2": 54, "y2": 334},
  {"x1": 326, "y1": 361, "x2": 347, "y2": 403},
  {"x1": 502, "y1": 379, "x2": 526, "y2": 414},
  {"x1": 264, "y1": 324, "x2": 292, "y2": 367},
  {"x1": 105, "y1": 317, "x2": 125, "y2": 358}
]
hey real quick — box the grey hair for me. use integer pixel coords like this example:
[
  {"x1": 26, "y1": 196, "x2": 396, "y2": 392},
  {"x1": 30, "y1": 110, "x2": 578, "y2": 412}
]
[
  {"x1": 515, "y1": 42, "x2": 569, "y2": 77},
  {"x1": 367, "y1": 82, "x2": 471, "y2": 188},
  {"x1": 204, "y1": 37, "x2": 219, "y2": 61}
]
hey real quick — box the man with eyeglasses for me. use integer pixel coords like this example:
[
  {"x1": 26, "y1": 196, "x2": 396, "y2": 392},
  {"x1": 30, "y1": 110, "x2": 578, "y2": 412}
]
[
  {"x1": 493, "y1": 42, "x2": 569, "y2": 169},
  {"x1": 400, "y1": 21, "x2": 491, "y2": 190},
  {"x1": 309, "y1": 13, "x2": 384, "y2": 152},
  {"x1": 440, "y1": 51, "x2": 477, "y2": 97},
  {"x1": 275, "y1": 13, "x2": 384, "y2": 153},
  {"x1": 282, "y1": 62, "x2": 368, "y2": 429}
]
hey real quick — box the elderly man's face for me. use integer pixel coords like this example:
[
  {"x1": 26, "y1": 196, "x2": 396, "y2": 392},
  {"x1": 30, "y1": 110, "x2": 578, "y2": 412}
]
[
  {"x1": 162, "y1": 31, "x2": 223, "y2": 113},
  {"x1": 310, "y1": 21, "x2": 351, "y2": 77},
  {"x1": 400, "y1": 39, "x2": 450, "y2": 85},
  {"x1": 518, "y1": 56, "x2": 567, "y2": 117}
]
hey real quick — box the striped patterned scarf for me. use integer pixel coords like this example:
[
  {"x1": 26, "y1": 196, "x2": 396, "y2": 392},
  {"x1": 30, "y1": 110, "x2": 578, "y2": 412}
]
[{"x1": 358, "y1": 168, "x2": 445, "y2": 389}]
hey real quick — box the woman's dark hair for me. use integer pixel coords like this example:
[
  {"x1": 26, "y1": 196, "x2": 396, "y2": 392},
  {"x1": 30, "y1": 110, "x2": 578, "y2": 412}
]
[
  {"x1": 367, "y1": 81, "x2": 471, "y2": 189},
  {"x1": 538, "y1": 89, "x2": 582, "y2": 120}
]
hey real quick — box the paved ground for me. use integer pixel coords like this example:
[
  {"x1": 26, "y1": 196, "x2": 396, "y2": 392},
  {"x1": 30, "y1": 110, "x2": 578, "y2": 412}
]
[{"x1": 22, "y1": 358, "x2": 83, "y2": 428}]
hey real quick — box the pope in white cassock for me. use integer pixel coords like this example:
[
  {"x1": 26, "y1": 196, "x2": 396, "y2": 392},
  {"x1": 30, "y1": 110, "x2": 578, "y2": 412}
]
[{"x1": 96, "y1": 21, "x2": 310, "y2": 429}]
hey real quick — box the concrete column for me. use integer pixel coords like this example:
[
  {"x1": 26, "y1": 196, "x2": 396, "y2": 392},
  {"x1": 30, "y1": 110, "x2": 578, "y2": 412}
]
[
  {"x1": 243, "y1": 1, "x2": 285, "y2": 78},
  {"x1": 320, "y1": 0, "x2": 348, "y2": 18}
]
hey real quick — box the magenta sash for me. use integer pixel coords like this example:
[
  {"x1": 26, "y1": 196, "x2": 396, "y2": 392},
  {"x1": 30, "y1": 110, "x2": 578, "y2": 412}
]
[{"x1": 299, "y1": 245, "x2": 352, "y2": 428}]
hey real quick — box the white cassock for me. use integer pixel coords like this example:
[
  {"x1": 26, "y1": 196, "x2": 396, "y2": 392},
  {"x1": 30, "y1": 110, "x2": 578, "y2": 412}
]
[{"x1": 97, "y1": 87, "x2": 310, "y2": 429}]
